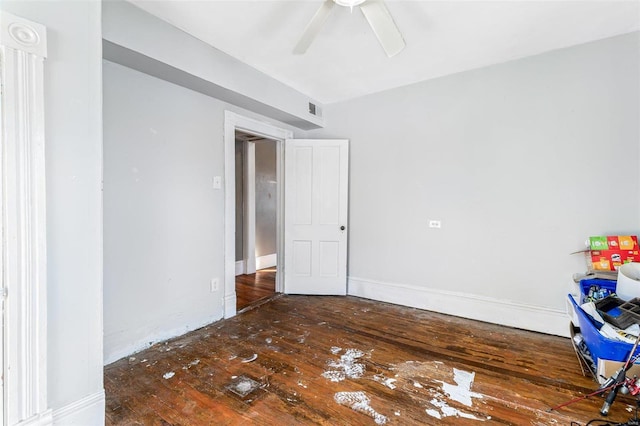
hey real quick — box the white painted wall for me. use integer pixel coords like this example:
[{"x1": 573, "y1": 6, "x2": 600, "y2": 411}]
[
  {"x1": 0, "y1": 0, "x2": 105, "y2": 423},
  {"x1": 255, "y1": 141, "x2": 278, "y2": 258},
  {"x1": 309, "y1": 32, "x2": 640, "y2": 335},
  {"x1": 103, "y1": 61, "x2": 301, "y2": 363}
]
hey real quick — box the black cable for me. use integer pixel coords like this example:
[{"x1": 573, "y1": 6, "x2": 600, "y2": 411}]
[{"x1": 585, "y1": 420, "x2": 622, "y2": 425}]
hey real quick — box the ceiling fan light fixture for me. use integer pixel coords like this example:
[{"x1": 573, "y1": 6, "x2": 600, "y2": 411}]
[{"x1": 334, "y1": 0, "x2": 366, "y2": 8}]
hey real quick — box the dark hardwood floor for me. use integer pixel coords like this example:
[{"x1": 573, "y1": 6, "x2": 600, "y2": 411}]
[
  {"x1": 236, "y1": 267, "x2": 277, "y2": 311},
  {"x1": 104, "y1": 295, "x2": 638, "y2": 425}
]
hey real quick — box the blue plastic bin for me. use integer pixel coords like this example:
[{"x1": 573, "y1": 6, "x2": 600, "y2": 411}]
[
  {"x1": 578, "y1": 278, "x2": 617, "y2": 303},
  {"x1": 569, "y1": 291, "x2": 640, "y2": 363}
]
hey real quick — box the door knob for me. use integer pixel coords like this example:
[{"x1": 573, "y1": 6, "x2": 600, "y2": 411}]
[{"x1": 340, "y1": 226, "x2": 346, "y2": 231}]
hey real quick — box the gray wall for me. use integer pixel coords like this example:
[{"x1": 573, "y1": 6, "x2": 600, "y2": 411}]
[
  {"x1": 255, "y1": 140, "x2": 277, "y2": 257},
  {"x1": 103, "y1": 60, "x2": 224, "y2": 362},
  {"x1": 310, "y1": 32, "x2": 640, "y2": 312},
  {"x1": 103, "y1": 61, "x2": 299, "y2": 363},
  {"x1": 1, "y1": 0, "x2": 105, "y2": 419}
]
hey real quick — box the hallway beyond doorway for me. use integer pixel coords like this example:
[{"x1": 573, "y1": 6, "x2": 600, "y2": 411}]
[{"x1": 236, "y1": 267, "x2": 276, "y2": 311}]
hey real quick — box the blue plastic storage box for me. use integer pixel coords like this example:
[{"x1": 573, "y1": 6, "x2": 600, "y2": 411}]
[
  {"x1": 578, "y1": 278, "x2": 617, "y2": 303},
  {"x1": 567, "y1": 296, "x2": 637, "y2": 362},
  {"x1": 569, "y1": 278, "x2": 640, "y2": 362}
]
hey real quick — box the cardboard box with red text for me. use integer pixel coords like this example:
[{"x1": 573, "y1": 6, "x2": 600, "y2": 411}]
[{"x1": 589, "y1": 236, "x2": 639, "y2": 271}]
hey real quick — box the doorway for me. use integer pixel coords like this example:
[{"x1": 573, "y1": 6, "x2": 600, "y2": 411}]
[
  {"x1": 223, "y1": 111, "x2": 293, "y2": 318},
  {"x1": 235, "y1": 131, "x2": 278, "y2": 311}
]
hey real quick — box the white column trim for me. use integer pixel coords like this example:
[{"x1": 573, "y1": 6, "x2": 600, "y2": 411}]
[{"x1": 1, "y1": 10, "x2": 51, "y2": 426}]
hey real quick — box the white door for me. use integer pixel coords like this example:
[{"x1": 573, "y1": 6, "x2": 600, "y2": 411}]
[{"x1": 284, "y1": 139, "x2": 349, "y2": 295}]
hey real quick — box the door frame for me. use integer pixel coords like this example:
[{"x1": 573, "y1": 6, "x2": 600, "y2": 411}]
[{"x1": 223, "y1": 111, "x2": 292, "y2": 318}]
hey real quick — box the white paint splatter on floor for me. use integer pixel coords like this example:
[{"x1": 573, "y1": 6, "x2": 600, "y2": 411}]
[
  {"x1": 334, "y1": 391, "x2": 388, "y2": 425},
  {"x1": 322, "y1": 370, "x2": 346, "y2": 382},
  {"x1": 330, "y1": 346, "x2": 342, "y2": 354},
  {"x1": 428, "y1": 398, "x2": 485, "y2": 421},
  {"x1": 163, "y1": 371, "x2": 175, "y2": 379},
  {"x1": 425, "y1": 408, "x2": 442, "y2": 419},
  {"x1": 373, "y1": 375, "x2": 397, "y2": 390},
  {"x1": 440, "y1": 368, "x2": 483, "y2": 406},
  {"x1": 182, "y1": 359, "x2": 200, "y2": 370},
  {"x1": 322, "y1": 348, "x2": 365, "y2": 382}
]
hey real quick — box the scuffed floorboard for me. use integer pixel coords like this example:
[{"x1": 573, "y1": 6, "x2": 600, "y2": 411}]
[{"x1": 105, "y1": 295, "x2": 637, "y2": 425}]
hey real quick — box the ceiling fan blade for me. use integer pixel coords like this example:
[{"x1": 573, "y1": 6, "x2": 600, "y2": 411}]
[
  {"x1": 293, "y1": 0, "x2": 335, "y2": 54},
  {"x1": 359, "y1": 0, "x2": 405, "y2": 57}
]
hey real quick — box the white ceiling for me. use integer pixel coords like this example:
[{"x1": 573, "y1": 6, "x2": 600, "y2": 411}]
[{"x1": 129, "y1": 0, "x2": 640, "y2": 104}]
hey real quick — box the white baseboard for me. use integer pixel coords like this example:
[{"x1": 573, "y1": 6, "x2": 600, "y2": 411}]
[
  {"x1": 237, "y1": 255, "x2": 276, "y2": 275},
  {"x1": 51, "y1": 390, "x2": 105, "y2": 425},
  {"x1": 104, "y1": 312, "x2": 223, "y2": 365},
  {"x1": 224, "y1": 293, "x2": 237, "y2": 319},
  {"x1": 348, "y1": 277, "x2": 569, "y2": 338},
  {"x1": 16, "y1": 410, "x2": 53, "y2": 426},
  {"x1": 256, "y1": 253, "x2": 277, "y2": 270}
]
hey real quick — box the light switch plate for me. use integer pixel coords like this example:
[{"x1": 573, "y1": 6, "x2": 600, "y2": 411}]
[{"x1": 213, "y1": 176, "x2": 222, "y2": 189}]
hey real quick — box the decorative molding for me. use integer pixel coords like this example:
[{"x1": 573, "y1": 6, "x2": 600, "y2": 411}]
[
  {"x1": 1, "y1": 10, "x2": 50, "y2": 426},
  {"x1": 0, "y1": 12, "x2": 47, "y2": 57},
  {"x1": 14, "y1": 409, "x2": 52, "y2": 426},
  {"x1": 256, "y1": 253, "x2": 277, "y2": 270},
  {"x1": 348, "y1": 277, "x2": 569, "y2": 338},
  {"x1": 51, "y1": 391, "x2": 104, "y2": 425}
]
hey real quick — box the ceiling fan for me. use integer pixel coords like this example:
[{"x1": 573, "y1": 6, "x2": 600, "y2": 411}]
[{"x1": 293, "y1": 0, "x2": 406, "y2": 57}]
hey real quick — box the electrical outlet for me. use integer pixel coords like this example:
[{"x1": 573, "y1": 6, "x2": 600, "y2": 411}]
[
  {"x1": 210, "y1": 278, "x2": 219, "y2": 292},
  {"x1": 429, "y1": 220, "x2": 441, "y2": 229}
]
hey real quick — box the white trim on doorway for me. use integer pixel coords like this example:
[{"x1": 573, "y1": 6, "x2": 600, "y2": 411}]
[{"x1": 223, "y1": 112, "x2": 292, "y2": 318}]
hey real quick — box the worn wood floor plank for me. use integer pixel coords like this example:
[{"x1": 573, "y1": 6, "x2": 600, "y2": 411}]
[{"x1": 105, "y1": 296, "x2": 640, "y2": 425}]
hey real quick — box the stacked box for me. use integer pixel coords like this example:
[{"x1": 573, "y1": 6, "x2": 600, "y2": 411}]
[
  {"x1": 568, "y1": 280, "x2": 640, "y2": 383},
  {"x1": 589, "y1": 235, "x2": 639, "y2": 271}
]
